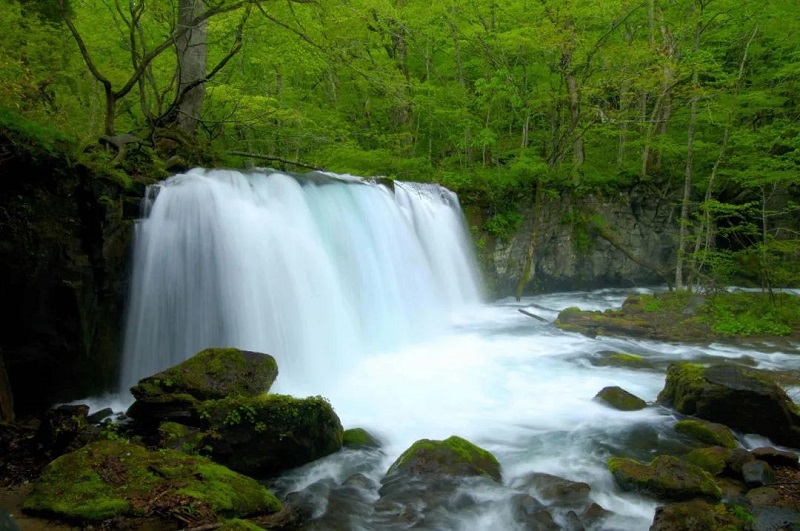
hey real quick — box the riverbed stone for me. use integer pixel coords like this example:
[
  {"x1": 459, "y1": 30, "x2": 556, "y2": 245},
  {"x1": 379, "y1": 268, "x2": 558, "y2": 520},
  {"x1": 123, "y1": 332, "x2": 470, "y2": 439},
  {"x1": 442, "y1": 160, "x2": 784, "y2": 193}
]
[
  {"x1": 514, "y1": 472, "x2": 591, "y2": 506},
  {"x1": 594, "y1": 386, "x2": 647, "y2": 411},
  {"x1": 657, "y1": 362, "x2": 800, "y2": 448},
  {"x1": 384, "y1": 435, "x2": 501, "y2": 482},
  {"x1": 684, "y1": 447, "x2": 731, "y2": 476},
  {"x1": 199, "y1": 394, "x2": 343, "y2": 476},
  {"x1": 127, "y1": 347, "x2": 278, "y2": 426},
  {"x1": 608, "y1": 455, "x2": 722, "y2": 501},
  {"x1": 23, "y1": 440, "x2": 281, "y2": 524},
  {"x1": 674, "y1": 419, "x2": 737, "y2": 449},
  {"x1": 342, "y1": 427, "x2": 381, "y2": 449},
  {"x1": 649, "y1": 500, "x2": 740, "y2": 531},
  {"x1": 742, "y1": 460, "x2": 776, "y2": 487}
]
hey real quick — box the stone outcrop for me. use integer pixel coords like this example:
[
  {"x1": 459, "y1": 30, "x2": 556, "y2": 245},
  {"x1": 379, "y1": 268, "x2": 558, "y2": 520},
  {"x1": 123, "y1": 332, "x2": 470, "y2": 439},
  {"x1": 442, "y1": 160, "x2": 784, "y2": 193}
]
[{"x1": 608, "y1": 455, "x2": 722, "y2": 501}]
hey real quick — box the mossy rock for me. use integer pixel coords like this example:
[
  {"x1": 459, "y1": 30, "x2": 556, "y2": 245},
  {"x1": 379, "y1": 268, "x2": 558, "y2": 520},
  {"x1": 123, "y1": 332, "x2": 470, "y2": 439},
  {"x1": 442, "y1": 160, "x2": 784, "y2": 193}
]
[
  {"x1": 650, "y1": 500, "x2": 741, "y2": 530},
  {"x1": 157, "y1": 421, "x2": 205, "y2": 453},
  {"x1": 201, "y1": 394, "x2": 343, "y2": 476},
  {"x1": 343, "y1": 428, "x2": 381, "y2": 449},
  {"x1": 218, "y1": 519, "x2": 264, "y2": 530},
  {"x1": 675, "y1": 419, "x2": 737, "y2": 449},
  {"x1": 131, "y1": 347, "x2": 278, "y2": 402},
  {"x1": 593, "y1": 352, "x2": 654, "y2": 370},
  {"x1": 555, "y1": 308, "x2": 654, "y2": 338},
  {"x1": 23, "y1": 440, "x2": 281, "y2": 523},
  {"x1": 608, "y1": 455, "x2": 722, "y2": 501},
  {"x1": 684, "y1": 447, "x2": 732, "y2": 476},
  {"x1": 657, "y1": 362, "x2": 800, "y2": 448},
  {"x1": 385, "y1": 435, "x2": 501, "y2": 482},
  {"x1": 594, "y1": 386, "x2": 647, "y2": 411}
]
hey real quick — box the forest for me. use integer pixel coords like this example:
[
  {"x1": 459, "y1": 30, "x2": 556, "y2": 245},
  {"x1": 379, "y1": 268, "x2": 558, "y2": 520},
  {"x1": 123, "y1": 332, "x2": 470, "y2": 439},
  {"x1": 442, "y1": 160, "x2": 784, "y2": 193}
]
[{"x1": 1, "y1": 0, "x2": 799, "y2": 289}]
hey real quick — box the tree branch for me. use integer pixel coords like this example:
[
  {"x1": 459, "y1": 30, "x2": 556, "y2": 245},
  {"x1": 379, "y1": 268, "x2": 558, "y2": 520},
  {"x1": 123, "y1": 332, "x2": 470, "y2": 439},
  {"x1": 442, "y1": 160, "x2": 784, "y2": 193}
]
[{"x1": 228, "y1": 151, "x2": 323, "y2": 171}]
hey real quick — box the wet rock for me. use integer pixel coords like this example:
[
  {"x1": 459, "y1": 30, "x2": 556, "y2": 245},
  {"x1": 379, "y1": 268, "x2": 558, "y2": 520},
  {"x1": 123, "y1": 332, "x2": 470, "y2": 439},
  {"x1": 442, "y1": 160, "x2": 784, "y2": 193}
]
[
  {"x1": 649, "y1": 500, "x2": 739, "y2": 530},
  {"x1": 86, "y1": 407, "x2": 114, "y2": 424},
  {"x1": 657, "y1": 362, "x2": 800, "y2": 448},
  {"x1": 342, "y1": 427, "x2": 381, "y2": 449},
  {"x1": 674, "y1": 419, "x2": 737, "y2": 449},
  {"x1": 0, "y1": 506, "x2": 19, "y2": 531},
  {"x1": 594, "y1": 386, "x2": 647, "y2": 411},
  {"x1": 383, "y1": 435, "x2": 501, "y2": 482},
  {"x1": 580, "y1": 502, "x2": 611, "y2": 527},
  {"x1": 751, "y1": 447, "x2": 799, "y2": 468},
  {"x1": 127, "y1": 347, "x2": 278, "y2": 426},
  {"x1": 23, "y1": 440, "x2": 281, "y2": 524},
  {"x1": 609, "y1": 455, "x2": 722, "y2": 501},
  {"x1": 742, "y1": 460, "x2": 776, "y2": 487},
  {"x1": 157, "y1": 421, "x2": 204, "y2": 453},
  {"x1": 200, "y1": 394, "x2": 343, "y2": 476},
  {"x1": 514, "y1": 472, "x2": 591, "y2": 506},
  {"x1": 684, "y1": 447, "x2": 731, "y2": 476},
  {"x1": 560, "y1": 510, "x2": 585, "y2": 531},
  {"x1": 36, "y1": 404, "x2": 99, "y2": 456},
  {"x1": 592, "y1": 352, "x2": 654, "y2": 370},
  {"x1": 746, "y1": 486, "x2": 781, "y2": 506},
  {"x1": 510, "y1": 494, "x2": 559, "y2": 530},
  {"x1": 751, "y1": 506, "x2": 800, "y2": 531},
  {"x1": 555, "y1": 308, "x2": 654, "y2": 338}
]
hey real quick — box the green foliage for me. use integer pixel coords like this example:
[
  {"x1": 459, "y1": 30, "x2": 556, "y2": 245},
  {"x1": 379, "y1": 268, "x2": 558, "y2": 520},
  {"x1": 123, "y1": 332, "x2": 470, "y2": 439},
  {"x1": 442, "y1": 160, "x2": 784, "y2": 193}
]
[
  {"x1": 709, "y1": 292, "x2": 799, "y2": 336},
  {"x1": 482, "y1": 210, "x2": 524, "y2": 241}
]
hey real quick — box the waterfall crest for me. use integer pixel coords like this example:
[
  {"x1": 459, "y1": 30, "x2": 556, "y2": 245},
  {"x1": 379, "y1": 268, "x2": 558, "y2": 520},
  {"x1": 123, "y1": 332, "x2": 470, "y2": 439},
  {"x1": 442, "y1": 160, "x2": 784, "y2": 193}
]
[{"x1": 120, "y1": 168, "x2": 482, "y2": 394}]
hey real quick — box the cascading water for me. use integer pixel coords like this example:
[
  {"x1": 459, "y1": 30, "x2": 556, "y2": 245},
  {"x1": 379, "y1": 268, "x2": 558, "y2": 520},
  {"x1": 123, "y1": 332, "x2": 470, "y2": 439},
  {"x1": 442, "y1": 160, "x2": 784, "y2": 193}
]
[{"x1": 119, "y1": 168, "x2": 483, "y2": 394}]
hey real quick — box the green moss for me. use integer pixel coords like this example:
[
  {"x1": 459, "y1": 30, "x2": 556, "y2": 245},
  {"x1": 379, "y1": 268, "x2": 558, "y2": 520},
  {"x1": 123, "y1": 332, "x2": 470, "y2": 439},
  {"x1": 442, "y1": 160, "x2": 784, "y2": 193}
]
[
  {"x1": 675, "y1": 420, "x2": 737, "y2": 449},
  {"x1": 657, "y1": 362, "x2": 705, "y2": 411},
  {"x1": 594, "y1": 386, "x2": 647, "y2": 411},
  {"x1": 609, "y1": 455, "x2": 722, "y2": 501},
  {"x1": 131, "y1": 347, "x2": 278, "y2": 401},
  {"x1": 218, "y1": 519, "x2": 265, "y2": 530},
  {"x1": 343, "y1": 428, "x2": 381, "y2": 449},
  {"x1": 685, "y1": 447, "x2": 730, "y2": 475},
  {"x1": 23, "y1": 440, "x2": 281, "y2": 523},
  {"x1": 387, "y1": 435, "x2": 501, "y2": 482}
]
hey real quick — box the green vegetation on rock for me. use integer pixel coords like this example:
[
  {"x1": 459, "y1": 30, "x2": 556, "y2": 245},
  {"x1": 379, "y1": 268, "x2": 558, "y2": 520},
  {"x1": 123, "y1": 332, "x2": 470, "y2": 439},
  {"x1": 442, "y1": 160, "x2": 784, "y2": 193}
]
[
  {"x1": 675, "y1": 420, "x2": 737, "y2": 449},
  {"x1": 608, "y1": 455, "x2": 722, "y2": 501},
  {"x1": 594, "y1": 386, "x2": 647, "y2": 411},
  {"x1": 23, "y1": 440, "x2": 281, "y2": 523},
  {"x1": 343, "y1": 428, "x2": 381, "y2": 449},
  {"x1": 386, "y1": 435, "x2": 501, "y2": 482},
  {"x1": 684, "y1": 447, "x2": 731, "y2": 476}
]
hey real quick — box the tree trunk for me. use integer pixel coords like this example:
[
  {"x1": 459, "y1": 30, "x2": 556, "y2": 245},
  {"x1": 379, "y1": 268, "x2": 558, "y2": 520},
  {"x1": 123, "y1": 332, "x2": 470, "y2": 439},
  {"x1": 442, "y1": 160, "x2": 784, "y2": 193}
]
[
  {"x1": 0, "y1": 352, "x2": 14, "y2": 422},
  {"x1": 175, "y1": 0, "x2": 208, "y2": 134}
]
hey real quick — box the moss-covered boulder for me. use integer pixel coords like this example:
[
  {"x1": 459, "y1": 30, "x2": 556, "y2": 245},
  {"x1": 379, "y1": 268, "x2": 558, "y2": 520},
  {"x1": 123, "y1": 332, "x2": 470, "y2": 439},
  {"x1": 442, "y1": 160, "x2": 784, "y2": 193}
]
[
  {"x1": 650, "y1": 500, "x2": 742, "y2": 530},
  {"x1": 594, "y1": 386, "x2": 647, "y2": 411},
  {"x1": 592, "y1": 352, "x2": 654, "y2": 370},
  {"x1": 343, "y1": 428, "x2": 381, "y2": 449},
  {"x1": 200, "y1": 394, "x2": 343, "y2": 476},
  {"x1": 555, "y1": 307, "x2": 654, "y2": 338},
  {"x1": 657, "y1": 362, "x2": 800, "y2": 448},
  {"x1": 23, "y1": 440, "x2": 281, "y2": 524},
  {"x1": 608, "y1": 455, "x2": 722, "y2": 501},
  {"x1": 675, "y1": 419, "x2": 737, "y2": 449},
  {"x1": 684, "y1": 447, "x2": 732, "y2": 476},
  {"x1": 127, "y1": 347, "x2": 278, "y2": 425},
  {"x1": 384, "y1": 436, "x2": 501, "y2": 482}
]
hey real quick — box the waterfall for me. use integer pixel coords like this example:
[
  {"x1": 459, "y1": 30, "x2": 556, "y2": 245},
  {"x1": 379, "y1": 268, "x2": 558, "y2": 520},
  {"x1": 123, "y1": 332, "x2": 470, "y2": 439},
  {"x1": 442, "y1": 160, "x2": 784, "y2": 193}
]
[{"x1": 119, "y1": 168, "x2": 483, "y2": 394}]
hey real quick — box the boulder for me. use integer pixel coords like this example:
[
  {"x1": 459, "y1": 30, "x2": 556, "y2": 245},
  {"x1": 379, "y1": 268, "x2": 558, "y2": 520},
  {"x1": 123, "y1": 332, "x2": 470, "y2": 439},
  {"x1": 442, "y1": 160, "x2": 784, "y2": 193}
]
[
  {"x1": 342, "y1": 427, "x2": 381, "y2": 449},
  {"x1": 383, "y1": 435, "x2": 501, "y2": 482},
  {"x1": 127, "y1": 347, "x2": 278, "y2": 425},
  {"x1": 23, "y1": 440, "x2": 281, "y2": 524},
  {"x1": 592, "y1": 352, "x2": 654, "y2": 370},
  {"x1": 555, "y1": 307, "x2": 654, "y2": 338},
  {"x1": 514, "y1": 472, "x2": 591, "y2": 506},
  {"x1": 594, "y1": 386, "x2": 647, "y2": 411},
  {"x1": 509, "y1": 494, "x2": 559, "y2": 530},
  {"x1": 684, "y1": 447, "x2": 731, "y2": 476},
  {"x1": 741, "y1": 460, "x2": 776, "y2": 487},
  {"x1": 608, "y1": 455, "x2": 722, "y2": 501},
  {"x1": 649, "y1": 500, "x2": 741, "y2": 530},
  {"x1": 674, "y1": 419, "x2": 737, "y2": 449},
  {"x1": 657, "y1": 362, "x2": 800, "y2": 448},
  {"x1": 200, "y1": 394, "x2": 343, "y2": 476},
  {"x1": 751, "y1": 447, "x2": 799, "y2": 468}
]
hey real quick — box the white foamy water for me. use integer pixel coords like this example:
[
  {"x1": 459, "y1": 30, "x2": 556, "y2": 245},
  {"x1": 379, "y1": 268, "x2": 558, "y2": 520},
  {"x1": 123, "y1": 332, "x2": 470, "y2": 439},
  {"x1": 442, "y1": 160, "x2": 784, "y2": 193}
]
[{"x1": 118, "y1": 170, "x2": 800, "y2": 530}]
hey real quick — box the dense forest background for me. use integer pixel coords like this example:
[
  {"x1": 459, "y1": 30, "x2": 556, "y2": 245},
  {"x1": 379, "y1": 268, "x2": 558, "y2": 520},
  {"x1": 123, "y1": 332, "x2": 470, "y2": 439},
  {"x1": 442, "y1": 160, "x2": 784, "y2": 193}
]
[{"x1": 1, "y1": 0, "x2": 799, "y2": 289}]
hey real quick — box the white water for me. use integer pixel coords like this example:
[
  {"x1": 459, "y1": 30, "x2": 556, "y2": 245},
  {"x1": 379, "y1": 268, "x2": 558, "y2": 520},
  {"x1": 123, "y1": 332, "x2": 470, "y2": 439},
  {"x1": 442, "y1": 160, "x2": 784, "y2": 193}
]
[{"x1": 120, "y1": 169, "x2": 800, "y2": 530}]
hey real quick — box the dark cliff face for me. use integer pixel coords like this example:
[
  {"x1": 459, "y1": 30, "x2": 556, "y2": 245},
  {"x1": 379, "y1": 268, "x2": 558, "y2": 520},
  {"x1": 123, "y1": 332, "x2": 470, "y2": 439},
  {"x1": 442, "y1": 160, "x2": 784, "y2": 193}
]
[
  {"x1": 475, "y1": 190, "x2": 677, "y2": 297},
  {"x1": 0, "y1": 129, "x2": 139, "y2": 416}
]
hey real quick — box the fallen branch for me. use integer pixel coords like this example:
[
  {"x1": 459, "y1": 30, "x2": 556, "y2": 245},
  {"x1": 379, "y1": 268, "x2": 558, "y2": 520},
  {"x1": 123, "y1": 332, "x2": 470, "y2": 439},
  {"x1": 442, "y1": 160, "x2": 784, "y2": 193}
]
[
  {"x1": 518, "y1": 308, "x2": 549, "y2": 322},
  {"x1": 227, "y1": 151, "x2": 323, "y2": 171}
]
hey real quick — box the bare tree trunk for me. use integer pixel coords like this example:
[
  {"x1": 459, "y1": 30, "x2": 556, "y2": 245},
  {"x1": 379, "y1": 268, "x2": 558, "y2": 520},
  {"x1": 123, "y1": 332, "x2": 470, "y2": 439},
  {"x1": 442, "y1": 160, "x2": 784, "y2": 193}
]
[
  {"x1": 0, "y1": 352, "x2": 13, "y2": 422},
  {"x1": 175, "y1": 0, "x2": 208, "y2": 134},
  {"x1": 675, "y1": 22, "x2": 702, "y2": 290}
]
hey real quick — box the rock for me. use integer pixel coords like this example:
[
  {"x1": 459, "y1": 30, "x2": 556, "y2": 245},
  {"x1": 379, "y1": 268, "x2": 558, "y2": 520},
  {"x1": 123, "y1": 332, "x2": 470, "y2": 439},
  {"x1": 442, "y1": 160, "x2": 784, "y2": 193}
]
[
  {"x1": 509, "y1": 494, "x2": 559, "y2": 530},
  {"x1": 657, "y1": 362, "x2": 800, "y2": 448},
  {"x1": 87, "y1": 407, "x2": 114, "y2": 424},
  {"x1": 594, "y1": 386, "x2": 647, "y2": 411},
  {"x1": 200, "y1": 394, "x2": 343, "y2": 476},
  {"x1": 746, "y1": 486, "x2": 781, "y2": 505},
  {"x1": 36, "y1": 404, "x2": 99, "y2": 456},
  {"x1": 23, "y1": 440, "x2": 281, "y2": 523},
  {"x1": 674, "y1": 419, "x2": 737, "y2": 449},
  {"x1": 515, "y1": 472, "x2": 591, "y2": 506},
  {"x1": 342, "y1": 427, "x2": 381, "y2": 449},
  {"x1": 383, "y1": 435, "x2": 501, "y2": 482},
  {"x1": 751, "y1": 447, "x2": 799, "y2": 468},
  {"x1": 649, "y1": 500, "x2": 739, "y2": 530},
  {"x1": 127, "y1": 347, "x2": 278, "y2": 426},
  {"x1": 217, "y1": 519, "x2": 264, "y2": 530},
  {"x1": 592, "y1": 352, "x2": 654, "y2": 370},
  {"x1": 684, "y1": 447, "x2": 731, "y2": 476},
  {"x1": 555, "y1": 308, "x2": 654, "y2": 338},
  {"x1": 0, "y1": 506, "x2": 19, "y2": 531},
  {"x1": 741, "y1": 460, "x2": 776, "y2": 487},
  {"x1": 608, "y1": 455, "x2": 722, "y2": 501},
  {"x1": 580, "y1": 503, "x2": 611, "y2": 527},
  {"x1": 157, "y1": 421, "x2": 205, "y2": 453}
]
